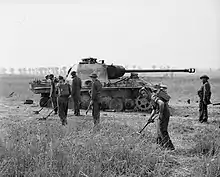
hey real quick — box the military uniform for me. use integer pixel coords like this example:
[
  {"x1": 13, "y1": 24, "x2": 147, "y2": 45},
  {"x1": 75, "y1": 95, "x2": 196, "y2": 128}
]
[
  {"x1": 90, "y1": 73, "x2": 102, "y2": 126},
  {"x1": 150, "y1": 93, "x2": 175, "y2": 150},
  {"x1": 198, "y1": 75, "x2": 211, "y2": 123},
  {"x1": 56, "y1": 76, "x2": 71, "y2": 125},
  {"x1": 49, "y1": 75, "x2": 58, "y2": 114},
  {"x1": 71, "y1": 71, "x2": 82, "y2": 116}
]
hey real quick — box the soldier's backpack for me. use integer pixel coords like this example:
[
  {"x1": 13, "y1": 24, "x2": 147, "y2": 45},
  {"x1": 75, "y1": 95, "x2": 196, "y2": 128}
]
[
  {"x1": 155, "y1": 89, "x2": 171, "y2": 103},
  {"x1": 58, "y1": 83, "x2": 71, "y2": 97}
]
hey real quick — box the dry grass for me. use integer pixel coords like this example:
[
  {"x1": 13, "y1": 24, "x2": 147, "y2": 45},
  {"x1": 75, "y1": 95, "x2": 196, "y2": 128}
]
[
  {"x1": 0, "y1": 74, "x2": 220, "y2": 176},
  {"x1": 0, "y1": 118, "x2": 179, "y2": 177}
]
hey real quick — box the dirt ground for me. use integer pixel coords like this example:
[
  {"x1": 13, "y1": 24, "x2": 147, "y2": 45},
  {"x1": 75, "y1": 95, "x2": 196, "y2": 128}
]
[{"x1": 0, "y1": 74, "x2": 220, "y2": 176}]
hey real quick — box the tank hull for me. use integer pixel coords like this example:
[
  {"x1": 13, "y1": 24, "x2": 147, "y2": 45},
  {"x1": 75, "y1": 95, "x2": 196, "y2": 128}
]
[{"x1": 29, "y1": 78, "x2": 152, "y2": 112}]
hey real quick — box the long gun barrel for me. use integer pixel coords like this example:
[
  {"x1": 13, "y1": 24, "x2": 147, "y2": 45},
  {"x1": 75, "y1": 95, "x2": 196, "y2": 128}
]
[
  {"x1": 126, "y1": 68, "x2": 196, "y2": 73},
  {"x1": 107, "y1": 65, "x2": 196, "y2": 79},
  {"x1": 212, "y1": 102, "x2": 220, "y2": 106}
]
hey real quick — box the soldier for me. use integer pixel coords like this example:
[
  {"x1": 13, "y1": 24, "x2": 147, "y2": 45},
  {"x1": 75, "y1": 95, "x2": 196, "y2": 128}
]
[
  {"x1": 56, "y1": 76, "x2": 71, "y2": 125},
  {"x1": 89, "y1": 73, "x2": 102, "y2": 127},
  {"x1": 71, "y1": 71, "x2": 82, "y2": 116},
  {"x1": 139, "y1": 87, "x2": 175, "y2": 151},
  {"x1": 49, "y1": 74, "x2": 58, "y2": 114},
  {"x1": 198, "y1": 75, "x2": 212, "y2": 123}
]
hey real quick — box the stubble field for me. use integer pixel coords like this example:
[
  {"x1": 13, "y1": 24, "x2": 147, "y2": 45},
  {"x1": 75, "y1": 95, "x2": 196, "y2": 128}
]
[{"x1": 0, "y1": 73, "x2": 220, "y2": 177}]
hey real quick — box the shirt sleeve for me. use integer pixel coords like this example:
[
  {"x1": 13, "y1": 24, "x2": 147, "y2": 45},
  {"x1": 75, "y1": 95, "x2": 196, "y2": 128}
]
[
  {"x1": 79, "y1": 78, "x2": 82, "y2": 89},
  {"x1": 49, "y1": 84, "x2": 53, "y2": 97},
  {"x1": 203, "y1": 82, "x2": 211, "y2": 100},
  {"x1": 56, "y1": 84, "x2": 60, "y2": 96},
  {"x1": 151, "y1": 94, "x2": 160, "y2": 113},
  {"x1": 91, "y1": 80, "x2": 102, "y2": 100},
  {"x1": 91, "y1": 82, "x2": 96, "y2": 100},
  {"x1": 68, "y1": 83, "x2": 71, "y2": 95},
  {"x1": 71, "y1": 79, "x2": 76, "y2": 95},
  {"x1": 50, "y1": 82, "x2": 55, "y2": 97}
]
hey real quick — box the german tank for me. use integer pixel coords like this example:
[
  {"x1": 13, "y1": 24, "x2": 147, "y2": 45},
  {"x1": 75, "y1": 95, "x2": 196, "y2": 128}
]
[{"x1": 29, "y1": 57, "x2": 195, "y2": 112}]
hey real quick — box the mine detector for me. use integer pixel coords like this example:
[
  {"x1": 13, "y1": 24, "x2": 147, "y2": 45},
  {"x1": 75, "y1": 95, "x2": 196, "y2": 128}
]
[{"x1": 29, "y1": 58, "x2": 195, "y2": 112}]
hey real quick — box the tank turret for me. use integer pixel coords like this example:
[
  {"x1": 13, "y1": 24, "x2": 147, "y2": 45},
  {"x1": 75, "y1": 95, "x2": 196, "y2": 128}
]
[{"x1": 76, "y1": 57, "x2": 195, "y2": 83}]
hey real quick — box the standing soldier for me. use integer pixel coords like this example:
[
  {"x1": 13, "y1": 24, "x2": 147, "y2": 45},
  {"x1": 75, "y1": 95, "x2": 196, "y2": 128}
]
[
  {"x1": 71, "y1": 71, "x2": 82, "y2": 116},
  {"x1": 139, "y1": 87, "x2": 175, "y2": 151},
  {"x1": 49, "y1": 74, "x2": 58, "y2": 114},
  {"x1": 56, "y1": 76, "x2": 71, "y2": 125},
  {"x1": 198, "y1": 75, "x2": 212, "y2": 123},
  {"x1": 89, "y1": 73, "x2": 102, "y2": 128}
]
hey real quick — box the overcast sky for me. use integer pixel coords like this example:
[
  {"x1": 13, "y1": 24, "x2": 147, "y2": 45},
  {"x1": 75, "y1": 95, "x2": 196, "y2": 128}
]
[{"x1": 0, "y1": 0, "x2": 219, "y2": 69}]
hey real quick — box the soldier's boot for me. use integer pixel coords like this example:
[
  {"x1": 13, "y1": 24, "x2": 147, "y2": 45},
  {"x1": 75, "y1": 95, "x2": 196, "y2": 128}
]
[
  {"x1": 93, "y1": 118, "x2": 100, "y2": 131},
  {"x1": 75, "y1": 110, "x2": 80, "y2": 116},
  {"x1": 64, "y1": 117, "x2": 68, "y2": 125},
  {"x1": 202, "y1": 109, "x2": 208, "y2": 122},
  {"x1": 201, "y1": 118, "x2": 208, "y2": 123},
  {"x1": 156, "y1": 137, "x2": 162, "y2": 146},
  {"x1": 60, "y1": 118, "x2": 65, "y2": 126},
  {"x1": 163, "y1": 139, "x2": 175, "y2": 151},
  {"x1": 54, "y1": 108, "x2": 58, "y2": 115}
]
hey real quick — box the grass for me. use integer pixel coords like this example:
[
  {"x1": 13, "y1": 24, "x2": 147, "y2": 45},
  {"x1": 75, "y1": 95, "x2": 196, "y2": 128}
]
[
  {"x1": 0, "y1": 74, "x2": 220, "y2": 176},
  {"x1": 0, "y1": 118, "x2": 177, "y2": 176},
  {"x1": 0, "y1": 112, "x2": 220, "y2": 177}
]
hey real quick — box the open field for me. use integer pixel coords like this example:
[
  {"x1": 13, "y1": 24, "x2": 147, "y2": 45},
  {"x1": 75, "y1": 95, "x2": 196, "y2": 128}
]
[{"x1": 0, "y1": 74, "x2": 220, "y2": 176}]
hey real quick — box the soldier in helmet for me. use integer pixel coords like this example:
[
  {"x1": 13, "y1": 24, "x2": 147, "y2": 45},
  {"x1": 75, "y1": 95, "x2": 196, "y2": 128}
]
[
  {"x1": 198, "y1": 75, "x2": 212, "y2": 123},
  {"x1": 71, "y1": 71, "x2": 82, "y2": 116},
  {"x1": 139, "y1": 87, "x2": 175, "y2": 151},
  {"x1": 89, "y1": 73, "x2": 102, "y2": 128},
  {"x1": 49, "y1": 74, "x2": 58, "y2": 114}
]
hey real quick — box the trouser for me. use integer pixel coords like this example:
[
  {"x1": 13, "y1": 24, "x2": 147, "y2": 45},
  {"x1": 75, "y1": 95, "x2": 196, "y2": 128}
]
[
  {"x1": 92, "y1": 101, "x2": 101, "y2": 126},
  {"x1": 156, "y1": 104, "x2": 174, "y2": 150},
  {"x1": 58, "y1": 96, "x2": 69, "y2": 124},
  {"x1": 51, "y1": 96, "x2": 58, "y2": 113},
  {"x1": 199, "y1": 100, "x2": 208, "y2": 122},
  {"x1": 73, "y1": 97, "x2": 80, "y2": 116}
]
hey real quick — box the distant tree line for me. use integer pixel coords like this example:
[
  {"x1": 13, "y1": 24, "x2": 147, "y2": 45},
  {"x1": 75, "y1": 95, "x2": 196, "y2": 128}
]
[
  {"x1": 0, "y1": 65, "x2": 173, "y2": 78},
  {"x1": 0, "y1": 66, "x2": 69, "y2": 76}
]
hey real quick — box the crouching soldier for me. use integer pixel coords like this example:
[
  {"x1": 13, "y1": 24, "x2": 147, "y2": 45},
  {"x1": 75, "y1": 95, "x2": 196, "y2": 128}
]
[
  {"x1": 56, "y1": 76, "x2": 71, "y2": 125},
  {"x1": 139, "y1": 87, "x2": 175, "y2": 151}
]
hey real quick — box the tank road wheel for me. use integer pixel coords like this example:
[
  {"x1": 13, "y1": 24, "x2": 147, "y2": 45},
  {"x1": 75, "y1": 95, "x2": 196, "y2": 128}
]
[
  {"x1": 135, "y1": 96, "x2": 151, "y2": 112},
  {"x1": 80, "y1": 93, "x2": 91, "y2": 109},
  {"x1": 124, "y1": 99, "x2": 135, "y2": 110},
  {"x1": 39, "y1": 97, "x2": 50, "y2": 107},
  {"x1": 109, "y1": 98, "x2": 124, "y2": 112},
  {"x1": 100, "y1": 96, "x2": 112, "y2": 110}
]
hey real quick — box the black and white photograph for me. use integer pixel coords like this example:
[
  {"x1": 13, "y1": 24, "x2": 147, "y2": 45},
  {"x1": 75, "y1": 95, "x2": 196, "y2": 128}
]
[{"x1": 0, "y1": 0, "x2": 219, "y2": 176}]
